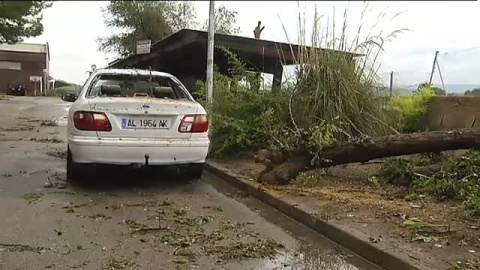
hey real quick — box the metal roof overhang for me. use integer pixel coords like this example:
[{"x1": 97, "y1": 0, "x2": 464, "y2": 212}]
[{"x1": 108, "y1": 29, "x2": 360, "y2": 74}]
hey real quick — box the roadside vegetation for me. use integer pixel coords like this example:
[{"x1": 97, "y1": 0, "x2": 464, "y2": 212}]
[
  {"x1": 197, "y1": 4, "x2": 480, "y2": 225},
  {"x1": 46, "y1": 85, "x2": 81, "y2": 97},
  {"x1": 196, "y1": 5, "x2": 411, "y2": 158},
  {"x1": 380, "y1": 150, "x2": 480, "y2": 218}
]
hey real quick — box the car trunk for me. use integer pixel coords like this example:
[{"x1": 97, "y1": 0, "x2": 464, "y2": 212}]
[{"x1": 88, "y1": 97, "x2": 199, "y2": 139}]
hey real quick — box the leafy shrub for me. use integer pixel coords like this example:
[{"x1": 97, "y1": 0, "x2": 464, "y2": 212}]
[
  {"x1": 389, "y1": 86, "x2": 436, "y2": 133},
  {"x1": 411, "y1": 174, "x2": 457, "y2": 201},
  {"x1": 380, "y1": 150, "x2": 480, "y2": 217},
  {"x1": 198, "y1": 6, "x2": 408, "y2": 158},
  {"x1": 194, "y1": 50, "x2": 291, "y2": 157},
  {"x1": 412, "y1": 152, "x2": 453, "y2": 166},
  {"x1": 47, "y1": 85, "x2": 81, "y2": 97},
  {"x1": 379, "y1": 158, "x2": 415, "y2": 186},
  {"x1": 294, "y1": 169, "x2": 326, "y2": 188}
]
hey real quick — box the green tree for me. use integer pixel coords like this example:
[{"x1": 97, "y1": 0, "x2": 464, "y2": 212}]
[
  {"x1": 0, "y1": 1, "x2": 52, "y2": 43},
  {"x1": 54, "y1": 79, "x2": 74, "y2": 88},
  {"x1": 201, "y1": 5, "x2": 240, "y2": 35},
  {"x1": 417, "y1": 82, "x2": 445, "y2": 96},
  {"x1": 432, "y1": 87, "x2": 445, "y2": 96},
  {"x1": 465, "y1": 88, "x2": 480, "y2": 96},
  {"x1": 165, "y1": 1, "x2": 197, "y2": 32},
  {"x1": 97, "y1": 1, "x2": 197, "y2": 57}
]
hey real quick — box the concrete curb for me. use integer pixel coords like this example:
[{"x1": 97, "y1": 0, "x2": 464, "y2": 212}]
[{"x1": 205, "y1": 161, "x2": 420, "y2": 270}]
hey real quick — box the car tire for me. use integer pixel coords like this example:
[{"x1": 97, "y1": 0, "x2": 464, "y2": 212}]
[
  {"x1": 186, "y1": 163, "x2": 204, "y2": 179},
  {"x1": 67, "y1": 146, "x2": 83, "y2": 182}
]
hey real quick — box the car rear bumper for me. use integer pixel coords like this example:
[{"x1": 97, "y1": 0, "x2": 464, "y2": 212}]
[{"x1": 68, "y1": 136, "x2": 209, "y2": 165}]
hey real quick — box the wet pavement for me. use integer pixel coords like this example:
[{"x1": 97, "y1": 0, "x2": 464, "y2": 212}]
[{"x1": 0, "y1": 97, "x2": 381, "y2": 270}]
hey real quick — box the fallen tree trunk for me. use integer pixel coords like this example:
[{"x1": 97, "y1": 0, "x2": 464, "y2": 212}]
[{"x1": 258, "y1": 128, "x2": 480, "y2": 184}]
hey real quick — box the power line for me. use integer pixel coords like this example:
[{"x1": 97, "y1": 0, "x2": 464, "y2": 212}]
[{"x1": 443, "y1": 46, "x2": 480, "y2": 57}]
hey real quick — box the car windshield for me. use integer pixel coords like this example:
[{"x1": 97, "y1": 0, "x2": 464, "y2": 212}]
[{"x1": 87, "y1": 74, "x2": 190, "y2": 100}]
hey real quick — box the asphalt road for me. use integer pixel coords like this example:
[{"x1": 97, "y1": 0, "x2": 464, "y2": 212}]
[{"x1": 0, "y1": 96, "x2": 380, "y2": 270}]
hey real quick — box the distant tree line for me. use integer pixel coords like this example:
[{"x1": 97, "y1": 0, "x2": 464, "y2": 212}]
[{"x1": 464, "y1": 88, "x2": 480, "y2": 96}]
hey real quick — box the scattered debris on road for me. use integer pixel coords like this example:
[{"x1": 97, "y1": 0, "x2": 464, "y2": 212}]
[
  {"x1": 30, "y1": 137, "x2": 63, "y2": 143},
  {"x1": 1, "y1": 125, "x2": 35, "y2": 132},
  {"x1": 102, "y1": 256, "x2": 139, "y2": 270},
  {"x1": 40, "y1": 120, "x2": 58, "y2": 127},
  {"x1": 205, "y1": 239, "x2": 282, "y2": 260},
  {"x1": 0, "y1": 243, "x2": 49, "y2": 254},
  {"x1": 46, "y1": 150, "x2": 67, "y2": 159},
  {"x1": 22, "y1": 192, "x2": 43, "y2": 203}
]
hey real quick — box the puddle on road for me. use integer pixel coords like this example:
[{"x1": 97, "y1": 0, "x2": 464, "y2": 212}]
[
  {"x1": 265, "y1": 247, "x2": 361, "y2": 270},
  {"x1": 221, "y1": 243, "x2": 361, "y2": 270}
]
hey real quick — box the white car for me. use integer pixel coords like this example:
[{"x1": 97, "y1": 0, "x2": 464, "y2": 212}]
[{"x1": 61, "y1": 68, "x2": 210, "y2": 181}]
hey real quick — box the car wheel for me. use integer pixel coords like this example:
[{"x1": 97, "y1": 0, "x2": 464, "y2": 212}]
[
  {"x1": 67, "y1": 146, "x2": 83, "y2": 182},
  {"x1": 185, "y1": 163, "x2": 204, "y2": 179}
]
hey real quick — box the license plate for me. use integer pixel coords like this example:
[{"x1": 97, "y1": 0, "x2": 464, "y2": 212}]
[{"x1": 121, "y1": 118, "x2": 169, "y2": 129}]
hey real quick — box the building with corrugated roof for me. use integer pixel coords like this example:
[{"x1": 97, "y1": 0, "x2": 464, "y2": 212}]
[
  {"x1": 108, "y1": 29, "x2": 357, "y2": 92},
  {"x1": 0, "y1": 42, "x2": 50, "y2": 95}
]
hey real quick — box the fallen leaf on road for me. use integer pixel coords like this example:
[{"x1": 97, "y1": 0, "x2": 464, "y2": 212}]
[
  {"x1": 409, "y1": 203, "x2": 423, "y2": 209},
  {"x1": 202, "y1": 205, "x2": 223, "y2": 212},
  {"x1": 44, "y1": 180, "x2": 54, "y2": 188},
  {"x1": 0, "y1": 243, "x2": 49, "y2": 254},
  {"x1": 22, "y1": 192, "x2": 43, "y2": 203},
  {"x1": 173, "y1": 259, "x2": 188, "y2": 264},
  {"x1": 40, "y1": 120, "x2": 58, "y2": 127},
  {"x1": 30, "y1": 137, "x2": 63, "y2": 144},
  {"x1": 412, "y1": 235, "x2": 439, "y2": 243},
  {"x1": 102, "y1": 256, "x2": 138, "y2": 270},
  {"x1": 401, "y1": 218, "x2": 425, "y2": 230},
  {"x1": 368, "y1": 236, "x2": 381, "y2": 243},
  {"x1": 46, "y1": 151, "x2": 67, "y2": 159}
]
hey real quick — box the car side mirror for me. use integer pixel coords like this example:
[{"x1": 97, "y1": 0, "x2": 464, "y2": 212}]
[{"x1": 61, "y1": 93, "x2": 77, "y2": 102}]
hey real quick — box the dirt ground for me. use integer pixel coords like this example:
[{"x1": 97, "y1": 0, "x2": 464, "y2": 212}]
[
  {"x1": 0, "y1": 97, "x2": 380, "y2": 270},
  {"x1": 216, "y1": 153, "x2": 480, "y2": 270}
]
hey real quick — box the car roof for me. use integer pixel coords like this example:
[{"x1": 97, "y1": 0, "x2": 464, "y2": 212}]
[{"x1": 92, "y1": 68, "x2": 174, "y2": 78}]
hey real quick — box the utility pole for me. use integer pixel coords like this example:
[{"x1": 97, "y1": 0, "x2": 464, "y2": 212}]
[
  {"x1": 206, "y1": 0, "x2": 215, "y2": 107},
  {"x1": 436, "y1": 59, "x2": 446, "y2": 95},
  {"x1": 428, "y1": 50, "x2": 439, "y2": 85},
  {"x1": 389, "y1": 71, "x2": 394, "y2": 97}
]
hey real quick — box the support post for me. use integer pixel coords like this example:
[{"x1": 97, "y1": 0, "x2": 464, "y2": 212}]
[
  {"x1": 206, "y1": 0, "x2": 215, "y2": 107},
  {"x1": 272, "y1": 61, "x2": 283, "y2": 91},
  {"x1": 428, "y1": 51, "x2": 439, "y2": 85},
  {"x1": 389, "y1": 71, "x2": 394, "y2": 97}
]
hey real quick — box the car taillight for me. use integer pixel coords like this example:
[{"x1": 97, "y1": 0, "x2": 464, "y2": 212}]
[
  {"x1": 73, "y1": 111, "x2": 112, "y2": 132},
  {"x1": 178, "y1": 114, "x2": 208, "y2": 133}
]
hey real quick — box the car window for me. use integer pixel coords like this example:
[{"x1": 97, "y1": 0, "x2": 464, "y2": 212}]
[{"x1": 86, "y1": 74, "x2": 190, "y2": 100}]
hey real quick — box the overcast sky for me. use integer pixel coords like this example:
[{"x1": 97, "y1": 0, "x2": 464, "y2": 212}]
[{"x1": 26, "y1": 1, "x2": 480, "y2": 89}]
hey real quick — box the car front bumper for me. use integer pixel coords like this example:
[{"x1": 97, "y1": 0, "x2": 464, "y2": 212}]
[{"x1": 68, "y1": 136, "x2": 210, "y2": 165}]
